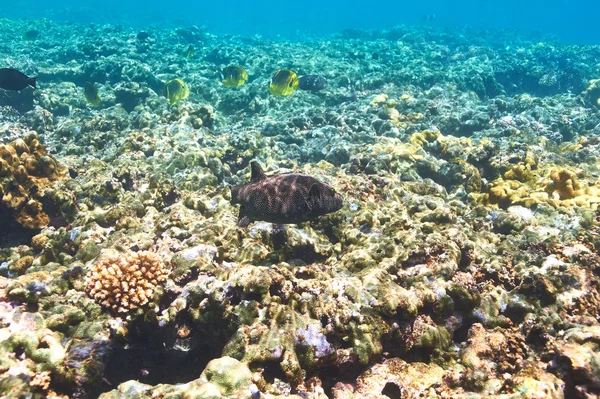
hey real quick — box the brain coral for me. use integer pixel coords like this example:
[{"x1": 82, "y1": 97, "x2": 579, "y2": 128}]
[{"x1": 85, "y1": 251, "x2": 168, "y2": 313}]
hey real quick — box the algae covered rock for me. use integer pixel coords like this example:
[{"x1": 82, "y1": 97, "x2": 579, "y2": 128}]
[
  {"x1": 353, "y1": 358, "x2": 444, "y2": 397},
  {"x1": 99, "y1": 357, "x2": 260, "y2": 399}
]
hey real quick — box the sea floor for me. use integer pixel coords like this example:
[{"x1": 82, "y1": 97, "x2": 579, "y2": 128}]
[{"x1": 1, "y1": 18, "x2": 600, "y2": 399}]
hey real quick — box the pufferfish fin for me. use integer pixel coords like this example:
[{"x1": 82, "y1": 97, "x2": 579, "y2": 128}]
[
  {"x1": 238, "y1": 206, "x2": 251, "y2": 227},
  {"x1": 308, "y1": 183, "x2": 322, "y2": 201},
  {"x1": 250, "y1": 161, "x2": 267, "y2": 183},
  {"x1": 306, "y1": 183, "x2": 322, "y2": 211}
]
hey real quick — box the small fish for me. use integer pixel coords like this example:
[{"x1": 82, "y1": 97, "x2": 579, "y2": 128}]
[
  {"x1": 298, "y1": 75, "x2": 327, "y2": 92},
  {"x1": 23, "y1": 30, "x2": 40, "y2": 41},
  {"x1": 230, "y1": 161, "x2": 344, "y2": 227},
  {"x1": 269, "y1": 69, "x2": 298, "y2": 96},
  {"x1": 220, "y1": 65, "x2": 248, "y2": 88},
  {"x1": 0, "y1": 68, "x2": 37, "y2": 91},
  {"x1": 84, "y1": 82, "x2": 101, "y2": 105},
  {"x1": 164, "y1": 78, "x2": 189, "y2": 105},
  {"x1": 420, "y1": 13, "x2": 436, "y2": 23},
  {"x1": 137, "y1": 31, "x2": 151, "y2": 41},
  {"x1": 185, "y1": 45, "x2": 195, "y2": 59}
]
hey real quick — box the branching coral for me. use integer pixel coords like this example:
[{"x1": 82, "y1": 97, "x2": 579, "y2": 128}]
[{"x1": 85, "y1": 251, "x2": 168, "y2": 313}]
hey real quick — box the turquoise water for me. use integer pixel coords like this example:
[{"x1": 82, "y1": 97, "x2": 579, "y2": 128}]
[{"x1": 3, "y1": 0, "x2": 599, "y2": 43}]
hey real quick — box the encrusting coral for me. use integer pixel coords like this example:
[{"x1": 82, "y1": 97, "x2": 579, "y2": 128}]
[
  {"x1": 85, "y1": 251, "x2": 168, "y2": 313},
  {"x1": 478, "y1": 163, "x2": 600, "y2": 210}
]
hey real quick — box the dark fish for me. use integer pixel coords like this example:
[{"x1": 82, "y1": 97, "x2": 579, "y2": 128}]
[
  {"x1": 230, "y1": 161, "x2": 343, "y2": 227},
  {"x1": 420, "y1": 13, "x2": 436, "y2": 23},
  {"x1": 298, "y1": 75, "x2": 327, "y2": 92},
  {"x1": 0, "y1": 68, "x2": 37, "y2": 91},
  {"x1": 23, "y1": 30, "x2": 40, "y2": 41},
  {"x1": 137, "y1": 31, "x2": 150, "y2": 41}
]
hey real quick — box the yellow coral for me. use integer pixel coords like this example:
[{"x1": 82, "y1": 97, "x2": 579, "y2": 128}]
[
  {"x1": 31, "y1": 234, "x2": 49, "y2": 253},
  {"x1": 410, "y1": 130, "x2": 440, "y2": 146},
  {"x1": 30, "y1": 371, "x2": 51, "y2": 390},
  {"x1": 370, "y1": 93, "x2": 388, "y2": 106},
  {"x1": 399, "y1": 93, "x2": 415, "y2": 103},
  {"x1": 13, "y1": 255, "x2": 34, "y2": 274},
  {"x1": 478, "y1": 164, "x2": 600, "y2": 210},
  {"x1": 546, "y1": 168, "x2": 583, "y2": 200},
  {"x1": 370, "y1": 95, "x2": 424, "y2": 128},
  {"x1": 85, "y1": 251, "x2": 168, "y2": 313},
  {"x1": 0, "y1": 133, "x2": 68, "y2": 228},
  {"x1": 501, "y1": 155, "x2": 536, "y2": 183},
  {"x1": 482, "y1": 179, "x2": 535, "y2": 208},
  {"x1": 371, "y1": 137, "x2": 424, "y2": 162}
]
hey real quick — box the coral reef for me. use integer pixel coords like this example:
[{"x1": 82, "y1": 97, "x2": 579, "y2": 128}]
[{"x1": 1, "y1": 17, "x2": 600, "y2": 399}]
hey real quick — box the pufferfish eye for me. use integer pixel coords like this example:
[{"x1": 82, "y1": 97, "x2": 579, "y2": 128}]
[{"x1": 329, "y1": 188, "x2": 336, "y2": 196}]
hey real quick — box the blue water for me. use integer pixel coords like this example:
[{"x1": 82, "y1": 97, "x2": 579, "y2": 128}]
[{"x1": 3, "y1": 0, "x2": 599, "y2": 44}]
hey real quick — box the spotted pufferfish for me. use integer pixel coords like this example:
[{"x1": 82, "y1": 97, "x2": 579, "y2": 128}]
[{"x1": 230, "y1": 161, "x2": 344, "y2": 227}]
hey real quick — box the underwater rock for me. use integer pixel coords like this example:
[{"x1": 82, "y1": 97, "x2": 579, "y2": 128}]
[
  {"x1": 114, "y1": 82, "x2": 152, "y2": 112},
  {"x1": 553, "y1": 326, "x2": 600, "y2": 392},
  {"x1": 99, "y1": 356, "x2": 286, "y2": 399},
  {"x1": 508, "y1": 365, "x2": 565, "y2": 399},
  {"x1": 461, "y1": 323, "x2": 529, "y2": 388},
  {"x1": 353, "y1": 358, "x2": 444, "y2": 397}
]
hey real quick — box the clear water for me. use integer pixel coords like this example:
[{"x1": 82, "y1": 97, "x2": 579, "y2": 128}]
[{"x1": 3, "y1": 0, "x2": 599, "y2": 43}]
